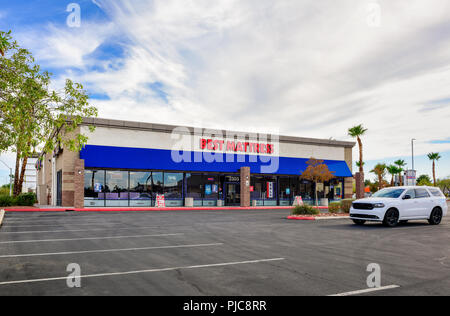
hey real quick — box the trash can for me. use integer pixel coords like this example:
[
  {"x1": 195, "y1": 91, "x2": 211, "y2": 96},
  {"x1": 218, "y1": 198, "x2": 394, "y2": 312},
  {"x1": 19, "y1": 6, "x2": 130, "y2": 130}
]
[{"x1": 185, "y1": 197, "x2": 194, "y2": 207}]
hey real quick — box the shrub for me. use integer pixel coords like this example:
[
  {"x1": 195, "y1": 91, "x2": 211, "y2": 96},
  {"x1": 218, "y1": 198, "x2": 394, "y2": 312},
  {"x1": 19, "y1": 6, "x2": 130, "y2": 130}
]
[
  {"x1": 340, "y1": 199, "x2": 354, "y2": 213},
  {"x1": 292, "y1": 204, "x2": 320, "y2": 216},
  {"x1": 328, "y1": 202, "x2": 341, "y2": 214},
  {"x1": 14, "y1": 193, "x2": 37, "y2": 206},
  {"x1": 0, "y1": 195, "x2": 14, "y2": 207}
]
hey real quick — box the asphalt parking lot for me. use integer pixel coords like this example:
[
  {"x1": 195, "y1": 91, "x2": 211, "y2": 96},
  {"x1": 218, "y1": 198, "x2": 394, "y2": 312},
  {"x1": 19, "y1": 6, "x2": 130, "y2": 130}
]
[{"x1": 0, "y1": 206, "x2": 449, "y2": 296}]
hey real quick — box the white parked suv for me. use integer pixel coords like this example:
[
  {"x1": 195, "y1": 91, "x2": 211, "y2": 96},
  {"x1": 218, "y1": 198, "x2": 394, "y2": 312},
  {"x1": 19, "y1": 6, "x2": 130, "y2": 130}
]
[{"x1": 350, "y1": 186, "x2": 448, "y2": 227}]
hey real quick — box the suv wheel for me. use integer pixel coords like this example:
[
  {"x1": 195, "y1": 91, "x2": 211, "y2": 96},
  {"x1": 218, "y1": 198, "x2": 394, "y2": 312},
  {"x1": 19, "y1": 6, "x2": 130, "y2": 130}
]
[
  {"x1": 383, "y1": 209, "x2": 399, "y2": 227},
  {"x1": 428, "y1": 208, "x2": 443, "y2": 225},
  {"x1": 352, "y1": 219, "x2": 366, "y2": 226}
]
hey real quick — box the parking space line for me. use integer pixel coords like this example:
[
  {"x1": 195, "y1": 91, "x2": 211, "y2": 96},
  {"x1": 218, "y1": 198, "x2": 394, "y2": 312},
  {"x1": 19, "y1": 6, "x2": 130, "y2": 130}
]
[
  {"x1": 0, "y1": 258, "x2": 285, "y2": 286},
  {"x1": 2, "y1": 223, "x2": 126, "y2": 228},
  {"x1": 0, "y1": 226, "x2": 176, "y2": 234},
  {"x1": 0, "y1": 233, "x2": 184, "y2": 244},
  {"x1": 0, "y1": 243, "x2": 223, "y2": 258},
  {"x1": 328, "y1": 285, "x2": 400, "y2": 296}
]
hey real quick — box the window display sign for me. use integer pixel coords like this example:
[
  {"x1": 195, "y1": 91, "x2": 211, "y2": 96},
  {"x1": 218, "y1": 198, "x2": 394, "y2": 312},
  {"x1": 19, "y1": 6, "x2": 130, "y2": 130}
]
[
  {"x1": 266, "y1": 182, "x2": 274, "y2": 199},
  {"x1": 205, "y1": 184, "x2": 212, "y2": 195},
  {"x1": 293, "y1": 196, "x2": 304, "y2": 206},
  {"x1": 94, "y1": 183, "x2": 103, "y2": 193},
  {"x1": 212, "y1": 184, "x2": 218, "y2": 194},
  {"x1": 156, "y1": 195, "x2": 165, "y2": 208}
]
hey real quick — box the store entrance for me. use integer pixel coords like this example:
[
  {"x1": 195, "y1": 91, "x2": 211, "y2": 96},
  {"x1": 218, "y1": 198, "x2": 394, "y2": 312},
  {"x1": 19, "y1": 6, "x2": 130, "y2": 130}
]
[{"x1": 224, "y1": 182, "x2": 240, "y2": 206}]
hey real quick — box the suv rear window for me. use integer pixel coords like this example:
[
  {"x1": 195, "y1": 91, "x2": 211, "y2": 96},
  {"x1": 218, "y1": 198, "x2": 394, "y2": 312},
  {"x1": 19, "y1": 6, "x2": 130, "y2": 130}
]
[
  {"x1": 415, "y1": 188, "x2": 430, "y2": 198},
  {"x1": 429, "y1": 188, "x2": 444, "y2": 197}
]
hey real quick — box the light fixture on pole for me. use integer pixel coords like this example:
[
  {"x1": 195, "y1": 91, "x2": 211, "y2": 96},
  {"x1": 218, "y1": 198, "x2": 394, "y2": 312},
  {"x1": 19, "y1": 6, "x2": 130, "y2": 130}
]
[{"x1": 0, "y1": 158, "x2": 12, "y2": 197}]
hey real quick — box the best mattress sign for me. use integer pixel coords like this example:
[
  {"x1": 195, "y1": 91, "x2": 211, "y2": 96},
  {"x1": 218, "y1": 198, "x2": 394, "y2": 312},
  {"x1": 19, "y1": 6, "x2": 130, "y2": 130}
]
[{"x1": 200, "y1": 138, "x2": 275, "y2": 155}]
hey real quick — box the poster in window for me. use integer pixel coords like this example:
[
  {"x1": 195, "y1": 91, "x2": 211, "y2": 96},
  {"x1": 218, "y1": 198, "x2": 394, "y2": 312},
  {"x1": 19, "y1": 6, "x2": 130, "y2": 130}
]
[
  {"x1": 266, "y1": 182, "x2": 274, "y2": 199},
  {"x1": 205, "y1": 184, "x2": 212, "y2": 195},
  {"x1": 94, "y1": 183, "x2": 102, "y2": 193},
  {"x1": 212, "y1": 184, "x2": 218, "y2": 194},
  {"x1": 156, "y1": 195, "x2": 165, "y2": 208}
]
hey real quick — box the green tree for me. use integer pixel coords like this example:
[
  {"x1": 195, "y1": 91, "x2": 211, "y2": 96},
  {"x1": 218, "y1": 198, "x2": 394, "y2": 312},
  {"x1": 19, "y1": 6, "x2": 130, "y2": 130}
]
[
  {"x1": 370, "y1": 163, "x2": 387, "y2": 191},
  {"x1": 0, "y1": 31, "x2": 98, "y2": 195},
  {"x1": 348, "y1": 124, "x2": 368, "y2": 174},
  {"x1": 386, "y1": 165, "x2": 400, "y2": 186},
  {"x1": 437, "y1": 178, "x2": 450, "y2": 196},
  {"x1": 427, "y1": 152, "x2": 441, "y2": 186},
  {"x1": 0, "y1": 30, "x2": 12, "y2": 56},
  {"x1": 300, "y1": 158, "x2": 336, "y2": 206},
  {"x1": 394, "y1": 159, "x2": 406, "y2": 186},
  {"x1": 416, "y1": 174, "x2": 432, "y2": 186}
]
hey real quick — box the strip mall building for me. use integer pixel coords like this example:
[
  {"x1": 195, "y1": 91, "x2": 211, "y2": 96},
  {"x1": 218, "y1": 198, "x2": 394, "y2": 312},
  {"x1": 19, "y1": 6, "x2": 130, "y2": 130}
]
[{"x1": 36, "y1": 118, "x2": 355, "y2": 208}]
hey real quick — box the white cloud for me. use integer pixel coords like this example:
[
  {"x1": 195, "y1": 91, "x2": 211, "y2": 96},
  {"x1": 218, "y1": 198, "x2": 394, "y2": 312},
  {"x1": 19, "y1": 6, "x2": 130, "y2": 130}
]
[{"x1": 7, "y1": 0, "x2": 450, "y2": 179}]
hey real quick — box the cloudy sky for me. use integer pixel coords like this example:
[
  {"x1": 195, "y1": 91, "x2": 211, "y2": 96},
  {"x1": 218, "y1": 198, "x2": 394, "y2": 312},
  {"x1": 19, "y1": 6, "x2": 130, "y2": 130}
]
[{"x1": 0, "y1": 0, "x2": 449, "y2": 183}]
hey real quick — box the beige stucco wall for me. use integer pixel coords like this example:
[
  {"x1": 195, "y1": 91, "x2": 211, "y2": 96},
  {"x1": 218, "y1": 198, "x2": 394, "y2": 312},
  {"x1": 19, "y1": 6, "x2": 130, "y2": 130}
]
[{"x1": 82, "y1": 126, "x2": 347, "y2": 161}]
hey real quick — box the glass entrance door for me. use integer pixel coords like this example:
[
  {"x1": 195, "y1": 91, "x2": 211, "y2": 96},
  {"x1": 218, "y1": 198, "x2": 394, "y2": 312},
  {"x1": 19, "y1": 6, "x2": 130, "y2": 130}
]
[{"x1": 224, "y1": 182, "x2": 240, "y2": 206}]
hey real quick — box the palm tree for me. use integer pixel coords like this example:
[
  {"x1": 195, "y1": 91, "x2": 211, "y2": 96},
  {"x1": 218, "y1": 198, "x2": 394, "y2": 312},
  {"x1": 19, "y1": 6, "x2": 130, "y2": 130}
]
[
  {"x1": 394, "y1": 160, "x2": 407, "y2": 186},
  {"x1": 371, "y1": 163, "x2": 387, "y2": 191},
  {"x1": 386, "y1": 165, "x2": 400, "y2": 186},
  {"x1": 348, "y1": 124, "x2": 368, "y2": 174},
  {"x1": 427, "y1": 152, "x2": 441, "y2": 186}
]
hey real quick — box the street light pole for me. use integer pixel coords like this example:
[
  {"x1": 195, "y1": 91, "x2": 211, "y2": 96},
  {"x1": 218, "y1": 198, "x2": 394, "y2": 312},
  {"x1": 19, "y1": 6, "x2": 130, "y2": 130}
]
[
  {"x1": 0, "y1": 158, "x2": 12, "y2": 196},
  {"x1": 411, "y1": 138, "x2": 416, "y2": 171}
]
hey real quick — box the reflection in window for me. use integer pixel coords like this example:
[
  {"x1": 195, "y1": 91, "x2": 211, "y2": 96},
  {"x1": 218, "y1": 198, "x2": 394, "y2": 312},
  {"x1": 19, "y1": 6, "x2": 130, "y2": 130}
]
[
  {"x1": 164, "y1": 172, "x2": 183, "y2": 206},
  {"x1": 105, "y1": 171, "x2": 129, "y2": 207},
  {"x1": 151, "y1": 172, "x2": 164, "y2": 197},
  {"x1": 130, "y1": 172, "x2": 153, "y2": 207},
  {"x1": 84, "y1": 170, "x2": 105, "y2": 207},
  {"x1": 164, "y1": 173, "x2": 183, "y2": 199}
]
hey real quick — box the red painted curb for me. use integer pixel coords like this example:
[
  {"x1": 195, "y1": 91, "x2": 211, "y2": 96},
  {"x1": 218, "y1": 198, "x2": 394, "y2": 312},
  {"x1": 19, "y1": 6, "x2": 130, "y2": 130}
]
[
  {"x1": 4, "y1": 205, "x2": 329, "y2": 212},
  {"x1": 287, "y1": 216, "x2": 316, "y2": 221}
]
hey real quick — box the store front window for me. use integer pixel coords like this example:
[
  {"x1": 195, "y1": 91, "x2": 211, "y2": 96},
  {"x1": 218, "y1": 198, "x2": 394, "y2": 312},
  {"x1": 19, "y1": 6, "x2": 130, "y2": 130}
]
[
  {"x1": 151, "y1": 172, "x2": 164, "y2": 198},
  {"x1": 105, "y1": 170, "x2": 129, "y2": 207},
  {"x1": 129, "y1": 171, "x2": 153, "y2": 207},
  {"x1": 84, "y1": 170, "x2": 105, "y2": 207},
  {"x1": 250, "y1": 176, "x2": 277, "y2": 206},
  {"x1": 164, "y1": 172, "x2": 183, "y2": 206},
  {"x1": 186, "y1": 173, "x2": 203, "y2": 206},
  {"x1": 279, "y1": 177, "x2": 291, "y2": 206},
  {"x1": 203, "y1": 175, "x2": 220, "y2": 206}
]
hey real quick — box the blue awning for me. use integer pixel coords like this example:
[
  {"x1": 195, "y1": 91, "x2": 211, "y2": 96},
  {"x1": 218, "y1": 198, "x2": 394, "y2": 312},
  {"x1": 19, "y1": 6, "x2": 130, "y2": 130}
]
[{"x1": 80, "y1": 145, "x2": 353, "y2": 177}]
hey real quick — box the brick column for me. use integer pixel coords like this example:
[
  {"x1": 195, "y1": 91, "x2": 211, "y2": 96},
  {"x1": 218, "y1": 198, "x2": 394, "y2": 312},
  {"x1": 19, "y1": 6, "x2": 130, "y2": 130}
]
[
  {"x1": 74, "y1": 159, "x2": 85, "y2": 209},
  {"x1": 355, "y1": 172, "x2": 365, "y2": 200},
  {"x1": 344, "y1": 177, "x2": 353, "y2": 199},
  {"x1": 240, "y1": 167, "x2": 251, "y2": 207}
]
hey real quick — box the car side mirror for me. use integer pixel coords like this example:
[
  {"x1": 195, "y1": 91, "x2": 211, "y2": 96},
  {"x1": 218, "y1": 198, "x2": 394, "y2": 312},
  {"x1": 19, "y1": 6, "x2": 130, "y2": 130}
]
[{"x1": 403, "y1": 195, "x2": 412, "y2": 200}]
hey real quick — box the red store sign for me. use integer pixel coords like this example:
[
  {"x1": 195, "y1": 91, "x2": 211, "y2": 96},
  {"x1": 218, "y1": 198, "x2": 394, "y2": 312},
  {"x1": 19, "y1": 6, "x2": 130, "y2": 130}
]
[{"x1": 200, "y1": 138, "x2": 275, "y2": 155}]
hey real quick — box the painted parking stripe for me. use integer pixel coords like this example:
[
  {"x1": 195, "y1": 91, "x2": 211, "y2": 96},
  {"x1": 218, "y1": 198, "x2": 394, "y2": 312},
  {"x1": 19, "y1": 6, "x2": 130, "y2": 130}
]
[
  {"x1": 328, "y1": 285, "x2": 400, "y2": 296},
  {"x1": 0, "y1": 258, "x2": 285, "y2": 286},
  {"x1": 2, "y1": 223, "x2": 126, "y2": 228},
  {"x1": 0, "y1": 243, "x2": 223, "y2": 259},
  {"x1": 0, "y1": 233, "x2": 184, "y2": 244},
  {"x1": 0, "y1": 226, "x2": 177, "y2": 234}
]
